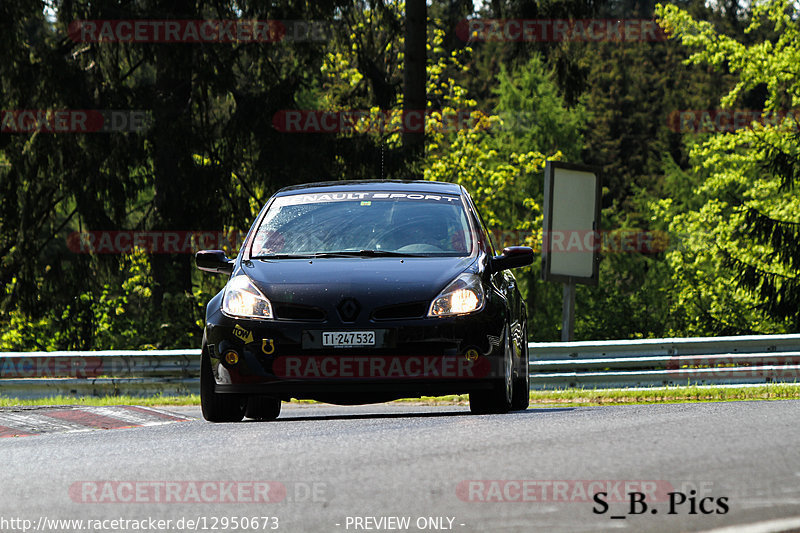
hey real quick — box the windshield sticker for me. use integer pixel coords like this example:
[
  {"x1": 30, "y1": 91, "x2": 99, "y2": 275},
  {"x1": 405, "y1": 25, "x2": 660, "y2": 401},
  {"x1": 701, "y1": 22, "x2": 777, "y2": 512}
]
[{"x1": 279, "y1": 191, "x2": 461, "y2": 206}]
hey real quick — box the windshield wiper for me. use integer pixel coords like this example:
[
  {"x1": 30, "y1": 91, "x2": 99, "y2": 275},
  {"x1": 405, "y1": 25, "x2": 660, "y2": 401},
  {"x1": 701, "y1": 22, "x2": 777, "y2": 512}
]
[
  {"x1": 251, "y1": 253, "x2": 316, "y2": 260},
  {"x1": 252, "y1": 250, "x2": 425, "y2": 260},
  {"x1": 312, "y1": 250, "x2": 425, "y2": 258}
]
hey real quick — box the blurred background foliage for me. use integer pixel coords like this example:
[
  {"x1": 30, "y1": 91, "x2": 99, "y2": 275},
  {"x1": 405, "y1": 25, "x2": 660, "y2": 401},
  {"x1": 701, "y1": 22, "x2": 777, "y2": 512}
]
[{"x1": 0, "y1": 0, "x2": 797, "y2": 349}]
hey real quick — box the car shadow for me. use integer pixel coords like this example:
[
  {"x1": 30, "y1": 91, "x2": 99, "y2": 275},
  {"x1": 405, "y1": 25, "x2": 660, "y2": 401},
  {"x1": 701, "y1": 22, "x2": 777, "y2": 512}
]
[
  {"x1": 252, "y1": 411, "x2": 470, "y2": 422},
  {"x1": 250, "y1": 406, "x2": 576, "y2": 423},
  {"x1": 516, "y1": 408, "x2": 576, "y2": 414}
]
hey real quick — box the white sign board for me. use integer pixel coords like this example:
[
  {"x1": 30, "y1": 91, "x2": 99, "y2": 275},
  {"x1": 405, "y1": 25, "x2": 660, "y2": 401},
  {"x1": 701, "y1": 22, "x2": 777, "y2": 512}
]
[{"x1": 541, "y1": 161, "x2": 601, "y2": 285}]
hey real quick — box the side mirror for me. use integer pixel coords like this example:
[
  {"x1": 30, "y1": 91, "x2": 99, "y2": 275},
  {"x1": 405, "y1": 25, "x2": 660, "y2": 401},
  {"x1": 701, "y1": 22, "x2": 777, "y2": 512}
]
[
  {"x1": 196, "y1": 249, "x2": 234, "y2": 275},
  {"x1": 491, "y1": 246, "x2": 534, "y2": 273}
]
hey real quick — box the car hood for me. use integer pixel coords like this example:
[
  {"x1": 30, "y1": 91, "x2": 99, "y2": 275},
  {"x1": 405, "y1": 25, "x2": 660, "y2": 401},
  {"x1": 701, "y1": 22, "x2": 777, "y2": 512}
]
[{"x1": 241, "y1": 256, "x2": 476, "y2": 315}]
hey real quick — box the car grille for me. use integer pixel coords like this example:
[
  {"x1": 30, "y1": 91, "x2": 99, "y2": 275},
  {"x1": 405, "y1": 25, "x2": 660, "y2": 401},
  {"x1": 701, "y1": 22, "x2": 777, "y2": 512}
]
[{"x1": 371, "y1": 302, "x2": 428, "y2": 320}]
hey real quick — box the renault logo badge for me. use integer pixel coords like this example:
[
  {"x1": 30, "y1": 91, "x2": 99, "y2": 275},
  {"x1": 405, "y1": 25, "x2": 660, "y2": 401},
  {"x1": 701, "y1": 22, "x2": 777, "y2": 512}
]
[{"x1": 337, "y1": 298, "x2": 360, "y2": 322}]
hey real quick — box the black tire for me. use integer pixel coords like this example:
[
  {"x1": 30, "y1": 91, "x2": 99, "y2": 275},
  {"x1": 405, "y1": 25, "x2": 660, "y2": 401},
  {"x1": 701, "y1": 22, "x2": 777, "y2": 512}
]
[
  {"x1": 245, "y1": 395, "x2": 282, "y2": 421},
  {"x1": 469, "y1": 325, "x2": 513, "y2": 415},
  {"x1": 511, "y1": 323, "x2": 530, "y2": 411},
  {"x1": 200, "y1": 346, "x2": 246, "y2": 422}
]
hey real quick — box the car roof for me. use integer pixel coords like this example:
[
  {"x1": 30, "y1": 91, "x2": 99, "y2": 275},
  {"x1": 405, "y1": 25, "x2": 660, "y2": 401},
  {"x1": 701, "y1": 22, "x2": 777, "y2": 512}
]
[{"x1": 274, "y1": 180, "x2": 463, "y2": 196}]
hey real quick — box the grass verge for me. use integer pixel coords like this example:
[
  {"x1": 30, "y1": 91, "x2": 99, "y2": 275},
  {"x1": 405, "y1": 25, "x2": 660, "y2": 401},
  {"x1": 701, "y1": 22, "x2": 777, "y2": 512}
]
[
  {"x1": 0, "y1": 384, "x2": 798, "y2": 407},
  {"x1": 0, "y1": 394, "x2": 202, "y2": 408},
  {"x1": 523, "y1": 383, "x2": 800, "y2": 406}
]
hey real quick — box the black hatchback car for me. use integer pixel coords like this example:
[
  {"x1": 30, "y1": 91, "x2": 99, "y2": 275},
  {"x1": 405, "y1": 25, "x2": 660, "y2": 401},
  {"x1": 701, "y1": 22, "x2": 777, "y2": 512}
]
[{"x1": 196, "y1": 180, "x2": 533, "y2": 421}]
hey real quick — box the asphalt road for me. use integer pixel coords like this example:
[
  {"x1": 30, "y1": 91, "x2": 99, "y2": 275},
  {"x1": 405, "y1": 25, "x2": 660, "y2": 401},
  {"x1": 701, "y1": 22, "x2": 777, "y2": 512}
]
[{"x1": 1, "y1": 400, "x2": 799, "y2": 533}]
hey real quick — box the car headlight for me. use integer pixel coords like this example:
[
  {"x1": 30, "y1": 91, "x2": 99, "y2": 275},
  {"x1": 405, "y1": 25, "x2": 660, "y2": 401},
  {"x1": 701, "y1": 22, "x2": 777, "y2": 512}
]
[
  {"x1": 428, "y1": 273, "x2": 485, "y2": 317},
  {"x1": 222, "y1": 275, "x2": 273, "y2": 319}
]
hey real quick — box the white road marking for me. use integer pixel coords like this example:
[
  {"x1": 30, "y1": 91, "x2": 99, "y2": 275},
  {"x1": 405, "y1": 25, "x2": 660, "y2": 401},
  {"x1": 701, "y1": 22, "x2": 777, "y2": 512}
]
[{"x1": 700, "y1": 516, "x2": 800, "y2": 533}]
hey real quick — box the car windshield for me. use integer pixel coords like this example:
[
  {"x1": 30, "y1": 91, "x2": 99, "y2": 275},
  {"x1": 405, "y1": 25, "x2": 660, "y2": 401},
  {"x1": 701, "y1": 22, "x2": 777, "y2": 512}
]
[{"x1": 250, "y1": 190, "x2": 473, "y2": 257}]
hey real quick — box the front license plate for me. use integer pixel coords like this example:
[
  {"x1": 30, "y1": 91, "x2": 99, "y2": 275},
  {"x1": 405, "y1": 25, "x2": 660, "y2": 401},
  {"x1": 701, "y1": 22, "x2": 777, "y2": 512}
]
[{"x1": 322, "y1": 331, "x2": 375, "y2": 347}]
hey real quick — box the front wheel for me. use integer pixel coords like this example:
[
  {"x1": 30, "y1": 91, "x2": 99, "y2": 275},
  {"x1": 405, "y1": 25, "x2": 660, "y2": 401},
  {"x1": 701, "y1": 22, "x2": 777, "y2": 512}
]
[
  {"x1": 510, "y1": 323, "x2": 530, "y2": 411},
  {"x1": 469, "y1": 325, "x2": 513, "y2": 415},
  {"x1": 200, "y1": 345, "x2": 246, "y2": 422}
]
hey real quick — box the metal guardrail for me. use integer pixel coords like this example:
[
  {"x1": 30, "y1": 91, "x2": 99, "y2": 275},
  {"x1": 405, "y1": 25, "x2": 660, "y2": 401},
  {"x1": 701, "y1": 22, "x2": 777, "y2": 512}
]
[
  {"x1": 0, "y1": 378, "x2": 200, "y2": 399},
  {"x1": 0, "y1": 350, "x2": 200, "y2": 399},
  {"x1": 528, "y1": 334, "x2": 800, "y2": 389},
  {"x1": 0, "y1": 334, "x2": 799, "y2": 398}
]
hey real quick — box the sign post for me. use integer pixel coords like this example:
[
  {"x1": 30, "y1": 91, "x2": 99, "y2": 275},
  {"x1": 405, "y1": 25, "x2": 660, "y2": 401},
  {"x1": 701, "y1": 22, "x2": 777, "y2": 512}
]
[
  {"x1": 541, "y1": 161, "x2": 602, "y2": 341},
  {"x1": 562, "y1": 280, "x2": 576, "y2": 342}
]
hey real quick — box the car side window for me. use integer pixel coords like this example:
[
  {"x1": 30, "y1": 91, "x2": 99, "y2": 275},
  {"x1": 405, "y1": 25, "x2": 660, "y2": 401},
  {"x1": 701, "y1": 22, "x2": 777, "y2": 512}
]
[{"x1": 464, "y1": 193, "x2": 496, "y2": 256}]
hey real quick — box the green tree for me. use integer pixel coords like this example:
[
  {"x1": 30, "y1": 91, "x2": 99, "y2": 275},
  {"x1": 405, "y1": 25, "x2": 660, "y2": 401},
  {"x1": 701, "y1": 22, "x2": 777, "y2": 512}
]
[
  {"x1": 423, "y1": 29, "x2": 588, "y2": 340},
  {"x1": 654, "y1": 0, "x2": 800, "y2": 332},
  {"x1": 0, "y1": 1, "x2": 369, "y2": 349},
  {"x1": 494, "y1": 54, "x2": 584, "y2": 160}
]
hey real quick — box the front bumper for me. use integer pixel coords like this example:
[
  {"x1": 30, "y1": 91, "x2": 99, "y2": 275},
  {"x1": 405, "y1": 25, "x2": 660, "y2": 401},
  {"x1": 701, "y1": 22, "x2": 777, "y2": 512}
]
[{"x1": 204, "y1": 304, "x2": 507, "y2": 401}]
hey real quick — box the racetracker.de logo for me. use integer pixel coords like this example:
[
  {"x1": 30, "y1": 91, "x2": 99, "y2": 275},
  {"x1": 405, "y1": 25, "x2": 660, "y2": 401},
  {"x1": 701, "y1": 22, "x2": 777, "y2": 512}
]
[
  {"x1": 0, "y1": 356, "x2": 104, "y2": 378},
  {"x1": 456, "y1": 480, "x2": 675, "y2": 502},
  {"x1": 273, "y1": 355, "x2": 491, "y2": 380},
  {"x1": 272, "y1": 109, "x2": 484, "y2": 134},
  {"x1": 67, "y1": 231, "x2": 246, "y2": 254},
  {"x1": 664, "y1": 355, "x2": 800, "y2": 381},
  {"x1": 667, "y1": 109, "x2": 800, "y2": 133},
  {"x1": 1, "y1": 110, "x2": 150, "y2": 133},
  {"x1": 456, "y1": 19, "x2": 667, "y2": 42},
  {"x1": 69, "y1": 481, "x2": 286, "y2": 504},
  {"x1": 67, "y1": 20, "x2": 339, "y2": 43},
  {"x1": 541, "y1": 230, "x2": 671, "y2": 254}
]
